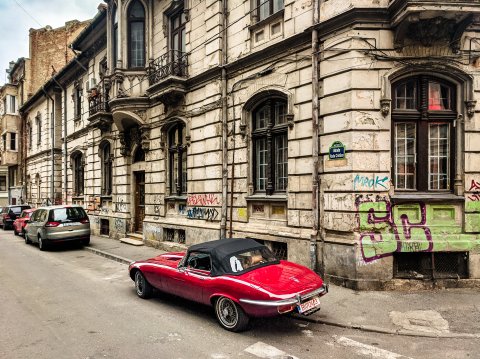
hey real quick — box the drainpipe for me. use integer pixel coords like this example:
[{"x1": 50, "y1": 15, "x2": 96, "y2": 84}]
[
  {"x1": 41, "y1": 86, "x2": 55, "y2": 204},
  {"x1": 311, "y1": 0, "x2": 321, "y2": 272},
  {"x1": 220, "y1": 0, "x2": 229, "y2": 239}
]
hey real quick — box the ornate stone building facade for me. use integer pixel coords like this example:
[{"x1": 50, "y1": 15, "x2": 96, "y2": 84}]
[{"x1": 19, "y1": 0, "x2": 480, "y2": 289}]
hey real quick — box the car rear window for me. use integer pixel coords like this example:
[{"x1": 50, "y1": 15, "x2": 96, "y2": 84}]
[
  {"x1": 49, "y1": 207, "x2": 87, "y2": 222},
  {"x1": 11, "y1": 207, "x2": 23, "y2": 214}
]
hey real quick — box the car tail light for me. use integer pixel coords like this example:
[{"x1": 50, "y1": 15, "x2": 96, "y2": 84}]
[
  {"x1": 277, "y1": 304, "x2": 296, "y2": 314},
  {"x1": 45, "y1": 221, "x2": 61, "y2": 227},
  {"x1": 3, "y1": 214, "x2": 10, "y2": 219},
  {"x1": 80, "y1": 218, "x2": 89, "y2": 224}
]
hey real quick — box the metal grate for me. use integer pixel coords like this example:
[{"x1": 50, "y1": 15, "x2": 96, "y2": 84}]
[
  {"x1": 164, "y1": 228, "x2": 175, "y2": 242},
  {"x1": 394, "y1": 252, "x2": 468, "y2": 279},
  {"x1": 177, "y1": 229, "x2": 186, "y2": 244},
  {"x1": 271, "y1": 241, "x2": 288, "y2": 261},
  {"x1": 100, "y1": 219, "x2": 109, "y2": 236}
]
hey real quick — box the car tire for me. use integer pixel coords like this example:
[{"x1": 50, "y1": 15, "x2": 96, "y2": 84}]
[
  {"x1": 25, "y1": 233, "x2": 31, "y2": 244},
  {"x1": 134, "y1": 271, "x2": 153, "y2": 299},
  {"x1": 38, "y1": 236, "x2": 47, "y2": 251},
  {"x1": 82, "y1": 237, "x2": 90, "y2": 246},
  {"x1": 13, "y1": 228, "x2": 18, "y2": 236},
  {"x1": 214, "y1": 296, "x2": 249, "y2": 332},
  {"x1": 2, "y1": 221, "x2": 7, "y2": 230}
]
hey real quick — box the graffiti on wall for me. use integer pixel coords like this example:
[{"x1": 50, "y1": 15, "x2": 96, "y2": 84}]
[
  {"x1": 115, "y1": 199, "x2": 127, "y2": 212},
  {"x1": 114, "y1": 218, "x2": 125, "y2": 231},
  {"x1": 353, "y1": 174, "x2": 389, "y2": 191},
  {"x1": 186, "y1": 194, "x2": 220, "y2": 206},
  {"x1": 153, "y1": 195, "x2": 161, "y2": 220},
  {"x1": 356, "y1": 195, "x2": 478, "y2": 264},
  {"x1": 468, "y1": 179, "x2": 480, "y2": 201},
  {"x1": 179, "y1": 204, "x2": 219, "y2": 221}
]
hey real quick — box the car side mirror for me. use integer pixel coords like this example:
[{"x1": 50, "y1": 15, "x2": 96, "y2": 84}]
[{"x1": 178, "y1": 266, "x2": 186, "y2": 273}]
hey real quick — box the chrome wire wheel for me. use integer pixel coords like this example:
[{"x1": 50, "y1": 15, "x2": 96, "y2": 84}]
[
  {"x1": 134, "y1": 271, "x2": 152, "y2": 299},
  {"x1": 214, "y1": 297, "x2": 249, "y2": 331},
  {"x1": 216, "y1": 297, "x2": 239, "y2": 329}
]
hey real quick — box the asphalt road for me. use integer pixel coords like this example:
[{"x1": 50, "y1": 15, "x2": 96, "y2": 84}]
[{"x1": 0, "y1": 231, "x2": 479, "y2": 359}]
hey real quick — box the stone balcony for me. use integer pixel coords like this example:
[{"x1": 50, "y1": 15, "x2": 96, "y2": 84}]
[
  {"x1": 87, "y1": 91, "x2": 113, "y2": 132},
  {"x1": 389, "y1": 0, "x2": 480, "y2": 52},
  {"x1": 0, "y1": 150, "x2": 19, "y2": 166},
  {"x1": 147, "y1": 50, "x2": 188, "y2": 106}
]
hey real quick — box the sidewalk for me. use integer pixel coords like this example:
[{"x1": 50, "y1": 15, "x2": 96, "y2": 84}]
[{"x1": 86, "y1": 235, "x2": 480, "y2": 339}]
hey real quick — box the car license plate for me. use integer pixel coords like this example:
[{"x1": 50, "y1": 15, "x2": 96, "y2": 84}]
[
  {"x1": 62, "y1": 222, "x2": 80, "y2": 227},
  {"x1": 298, "y1": 296, "x2": 321, "y2": 314}
]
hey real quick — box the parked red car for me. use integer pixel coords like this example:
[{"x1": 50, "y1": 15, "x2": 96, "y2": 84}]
[
  {"x1": 129, "y1": 238, "x2": 328, "y2": 331},
  {"x1": 13, "y1": 208, "x2": 35, "y2": 237}
]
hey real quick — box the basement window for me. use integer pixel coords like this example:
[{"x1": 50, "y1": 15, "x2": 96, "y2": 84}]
[{"x1": 394, "y1": 252, "x2": 468, "y2": 279}]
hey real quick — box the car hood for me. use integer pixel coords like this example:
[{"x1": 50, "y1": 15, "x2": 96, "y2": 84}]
[{"x1": 238, "y1": 261, "x2": 323, "y2": 296}]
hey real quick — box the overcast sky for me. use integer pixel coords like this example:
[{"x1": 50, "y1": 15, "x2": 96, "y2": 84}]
[{"x1": 0, "y1": 0, "x2": 103, "y2": 85}]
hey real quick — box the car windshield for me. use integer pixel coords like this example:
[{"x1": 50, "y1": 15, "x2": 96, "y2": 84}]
[
  {"x1": 49, "y1": 207, "x2": 87, "y2": 222},
  {"x1": 20, "y1": 211, "x2": 31, "y2": 218},
  {"x1": 228, "y1": 247, "x2": 277, "y2": 273}
]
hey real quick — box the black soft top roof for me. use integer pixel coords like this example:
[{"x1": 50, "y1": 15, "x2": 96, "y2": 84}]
[{"x1": 187, "y1": 238, "x2": 267, "y2": 276}]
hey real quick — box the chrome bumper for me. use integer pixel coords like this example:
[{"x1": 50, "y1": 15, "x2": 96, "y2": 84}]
[{"x1": 239, "y1": 284, "x2": 328, "y2": 307}]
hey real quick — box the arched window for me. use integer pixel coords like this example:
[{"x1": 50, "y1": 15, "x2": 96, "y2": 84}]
[
  {"x1": 168, "y1": 122, "x2": 187, "y2": 195},
  {"x1": 127, "y1": 0, "x2": 145, "y2": 68},
  {"x1": 72, "y1": 152, "x2": 85, "y2": 196},
  {"x1": 392, "y1": 76, "x2": 456, "y2": 191},
  {"x1": 113, "y1": 5, "x2": 118, "y2": 67},
  {"x1": 252, "y1": 98, "x2": 288, "y2": 194},
  {"x1": 100, "y1": 142, "x2": 113, "y2": 195}
]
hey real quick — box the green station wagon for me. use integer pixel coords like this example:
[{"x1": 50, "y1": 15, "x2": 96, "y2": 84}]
[{"x1": 25, "y1": 205, "x2": 90, "y2": 250}]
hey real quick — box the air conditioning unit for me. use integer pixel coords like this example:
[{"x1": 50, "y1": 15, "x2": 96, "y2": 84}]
[{"x1": 86, "y1": 78, "x2": 97, "y2": 93}]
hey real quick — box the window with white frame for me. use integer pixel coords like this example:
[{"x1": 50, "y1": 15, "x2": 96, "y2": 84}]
[{"x1": 392, "y1": 76, "x2": 456, "y2": 192}]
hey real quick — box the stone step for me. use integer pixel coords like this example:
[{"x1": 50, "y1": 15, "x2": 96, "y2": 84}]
[{"x1": 120, "y1": 237, "x2": 144, "y2": 246}]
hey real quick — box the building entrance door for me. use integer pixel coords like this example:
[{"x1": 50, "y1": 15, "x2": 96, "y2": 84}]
[{"x1": 134, "y1": 171, "x2": 145, "y2": 233}]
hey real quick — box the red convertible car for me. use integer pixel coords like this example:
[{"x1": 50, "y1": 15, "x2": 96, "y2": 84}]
[{"x1": 129, "y1": 238, "x2": 328, "y2": 331}]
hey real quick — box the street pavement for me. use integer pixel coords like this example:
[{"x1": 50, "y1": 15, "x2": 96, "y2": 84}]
[{"x1": 86, "y1": 235, "x2": 480, "y2": 339}]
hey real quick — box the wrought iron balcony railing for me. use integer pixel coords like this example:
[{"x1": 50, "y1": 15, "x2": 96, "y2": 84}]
[
  {"x1": 88, "y1": 92, "x2": 109, "y2": 116},
  {"x1": 148, "y1": 50, "x2": 188, "y2": 86}
]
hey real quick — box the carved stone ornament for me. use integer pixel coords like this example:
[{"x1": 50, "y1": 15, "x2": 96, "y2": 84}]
[
  {"x1": 465, "y1": 100, "x2": 477, "y2": 118},
  {"x1": 140, "y1": 125, "x2": 151, "y2": 152},
  {"x1": 286, "y1": 114, "x2": 294, "y2": 129},
  {"x1": 239, "y1": 123, "x2": 247, "y2": 138},
  {"x1": 119, "y1": 131, "x2": 130, "y2": 157},
  {"x1": 380, "y1": 98, "x2": 391, "y2": 117}
]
